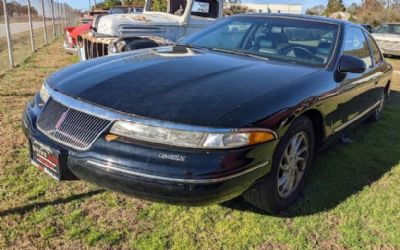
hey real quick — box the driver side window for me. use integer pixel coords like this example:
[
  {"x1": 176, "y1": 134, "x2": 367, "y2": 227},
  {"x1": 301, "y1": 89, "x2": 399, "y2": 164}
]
[{"x1": 343, "y1": 27, "x2": 372, "y2": 68}]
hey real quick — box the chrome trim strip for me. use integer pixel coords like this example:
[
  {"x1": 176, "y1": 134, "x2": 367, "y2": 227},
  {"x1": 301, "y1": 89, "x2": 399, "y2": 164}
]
[
  {"x1": 46, "y1": 86, "x2": 278, "y2": 137},
  {"x1": 86, "y1": 160, "x2": 269, "y2": 184},
  {"x1": 333, "y1": 100, "x2": 380, "y2": 133}
]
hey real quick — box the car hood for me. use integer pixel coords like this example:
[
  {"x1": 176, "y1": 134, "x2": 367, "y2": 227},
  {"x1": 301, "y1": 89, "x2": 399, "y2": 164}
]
[
  {"x1": 96, "y1": 12, "x2": 182, "y2": 36},
  {"x1": 70, "y1": 23, "x2": 92, "y2": 40},
  {"x1": 47, "y1": 46, "x2": 321, "y2": 127}
]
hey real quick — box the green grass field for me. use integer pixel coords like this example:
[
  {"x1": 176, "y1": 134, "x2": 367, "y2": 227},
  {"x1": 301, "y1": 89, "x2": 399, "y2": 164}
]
[{"x1": 0, "y1": 39, "x2": 399, "y2": 249}]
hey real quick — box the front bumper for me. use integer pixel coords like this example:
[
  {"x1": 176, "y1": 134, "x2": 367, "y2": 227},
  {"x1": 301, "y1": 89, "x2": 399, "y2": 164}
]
[
  {"x1": 22, "y1": 95, "x2": 276, "y2": 205},
  {"x1": 63, "y1": 41, "x2": 78, "y2": 54}
]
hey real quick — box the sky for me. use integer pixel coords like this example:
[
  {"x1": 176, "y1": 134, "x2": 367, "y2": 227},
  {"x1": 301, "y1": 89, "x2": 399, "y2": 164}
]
[{"x1": 65, "y1": 0, "x2": 362, "y2": 12}]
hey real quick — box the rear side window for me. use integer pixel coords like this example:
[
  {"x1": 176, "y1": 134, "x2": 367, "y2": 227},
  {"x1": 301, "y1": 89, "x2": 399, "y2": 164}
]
[
  {"x1": 365, "y1": 33, "x2": 383, "y2": 65},
  {"x1": 343, "y1": 27, "x2": 372, "y2": 68},
  {"x1": 376, "y1": 24, "x2": 389, "y2": 34},
  {"x1": 393, "y1": 24, "x2": 400, "y2": 34}
]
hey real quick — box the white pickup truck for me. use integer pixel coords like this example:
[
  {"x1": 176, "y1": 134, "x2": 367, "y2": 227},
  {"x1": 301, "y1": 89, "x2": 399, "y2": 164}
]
[
  {"x1": 78, "y1": 0, "x2": 223, "y2": 60},
  {"x1": 372, "y1": 23, "x2": 400, "y2": 57}
]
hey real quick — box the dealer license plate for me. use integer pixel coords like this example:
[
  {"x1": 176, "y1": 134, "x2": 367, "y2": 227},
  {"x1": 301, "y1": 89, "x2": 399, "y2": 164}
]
[{"x1": 30, "y1": 139, "x2": 61, "y2": 180}]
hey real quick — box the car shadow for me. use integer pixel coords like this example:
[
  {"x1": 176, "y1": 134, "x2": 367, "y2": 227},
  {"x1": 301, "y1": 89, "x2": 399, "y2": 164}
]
[
  {"x1": 222, "y1": 90, "x2": 400, "y2": 217},
  {"x1": 0, "y1": 189, "x2": 105, "y2": 217}
]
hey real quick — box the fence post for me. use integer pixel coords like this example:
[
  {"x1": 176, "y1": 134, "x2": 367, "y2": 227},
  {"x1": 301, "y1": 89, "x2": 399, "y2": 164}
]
[
  {"x1": 2, "y1": 0, "x2": 14, "y2": 67},
  {"x1": 50, "y1": 0, "x2": 56, "y2": 38},
  {"x1": 63, "y1": 3, "x2": 67, "y2": 27},
  {"x1": 27, "y1": 0, "x2": 35, "y2": 52},
  {"x1": 57, "y1": 2, "x2": 61, "y2": 36},
  {"x1": 40, "y1": 0, "x2": 48, "y2": 45}
]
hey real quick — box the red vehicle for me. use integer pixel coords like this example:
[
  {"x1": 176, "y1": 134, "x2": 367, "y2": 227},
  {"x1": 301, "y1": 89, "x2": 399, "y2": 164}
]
[
  {"x1": 63, "y1": 11, "x2": 108, "y2": 54},
  {"x1": 63, "y1": 22, "x2": 92, "y2": 54}
]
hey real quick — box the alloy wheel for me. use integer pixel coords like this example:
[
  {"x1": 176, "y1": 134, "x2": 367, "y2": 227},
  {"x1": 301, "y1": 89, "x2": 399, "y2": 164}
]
[{"x1": 277, "y1": 131, "x2": 310, "y2": 198}]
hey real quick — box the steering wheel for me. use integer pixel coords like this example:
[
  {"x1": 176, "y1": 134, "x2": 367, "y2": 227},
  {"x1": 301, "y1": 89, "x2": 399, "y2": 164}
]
[{"x1": 281, "y1": 46, "x2": 314, "y2": 59}]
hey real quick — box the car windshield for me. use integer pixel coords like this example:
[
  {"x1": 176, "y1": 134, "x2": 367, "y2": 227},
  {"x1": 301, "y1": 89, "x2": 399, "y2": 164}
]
[
  {"x1": 376, "y1": 24, "x2": 400, "y2": 35},
  {"x1": 180, "y1": 16, "x2": 339, "y2": 67}
]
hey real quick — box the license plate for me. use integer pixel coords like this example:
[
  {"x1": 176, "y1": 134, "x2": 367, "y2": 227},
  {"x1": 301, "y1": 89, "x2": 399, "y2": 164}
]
[{"x1": 30, "y1": 140, "x2": 61, "y2": 180}]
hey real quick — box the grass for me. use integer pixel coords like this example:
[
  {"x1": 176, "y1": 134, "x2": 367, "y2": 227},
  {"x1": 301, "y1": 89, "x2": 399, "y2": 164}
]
[
  {"x1": 0, "y1": 40, "x2": 400, "y2": 249},
  {"x1": 0, "y1": 25, "x2": 57, "y2": 76}
]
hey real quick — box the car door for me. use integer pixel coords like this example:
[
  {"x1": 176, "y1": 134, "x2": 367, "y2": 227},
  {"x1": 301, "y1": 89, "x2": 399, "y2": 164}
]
[
  {"x1": 330, "y1": 26, "x2": 377, "y2": 133},
  {"x1": 364, "y1": 30, "x2": 385, "y2": 107}
]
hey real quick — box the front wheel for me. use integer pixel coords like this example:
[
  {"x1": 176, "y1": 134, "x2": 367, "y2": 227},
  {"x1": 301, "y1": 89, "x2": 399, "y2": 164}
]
[{"x1": 243, "y1": 116, "x2": 315, "y2": 214}]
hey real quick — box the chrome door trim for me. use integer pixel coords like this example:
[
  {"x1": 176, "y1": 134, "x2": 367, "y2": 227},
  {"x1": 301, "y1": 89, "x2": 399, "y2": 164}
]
[{"x1": 333, "y1": 100, "x2": 380, "y2": 133}]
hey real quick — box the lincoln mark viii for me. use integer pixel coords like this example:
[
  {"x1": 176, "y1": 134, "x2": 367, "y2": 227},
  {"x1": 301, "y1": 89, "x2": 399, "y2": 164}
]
[{"x1": 23, "y1": 14, "x2": 393, "y2": 213}]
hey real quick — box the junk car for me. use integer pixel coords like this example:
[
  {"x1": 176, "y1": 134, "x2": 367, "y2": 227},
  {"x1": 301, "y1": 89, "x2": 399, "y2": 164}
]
[
  {"x1": 77, "y1": 0, "x2": 223, "y2": 60},
  {"x1": 372, "y1": 23, "x2": 400, "y2": 56}
]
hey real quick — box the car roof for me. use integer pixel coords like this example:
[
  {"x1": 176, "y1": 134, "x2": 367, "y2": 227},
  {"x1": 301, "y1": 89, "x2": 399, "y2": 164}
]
[{"x1": 236, "y1": 13, "x2": 356, "y2": 26}]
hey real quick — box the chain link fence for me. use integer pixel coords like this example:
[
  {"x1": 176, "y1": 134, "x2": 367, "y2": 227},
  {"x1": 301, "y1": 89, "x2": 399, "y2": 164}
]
[{"x1": 0, "y1": 0, "x2": 80, "y2": 75}]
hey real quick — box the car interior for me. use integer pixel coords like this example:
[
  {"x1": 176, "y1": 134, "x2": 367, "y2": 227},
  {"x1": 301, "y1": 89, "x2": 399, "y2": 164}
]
[
  {"x1": 192, "y1": 20, "x2": 338, "y2": 66},
  {"x1": 244, "y1": 24, "x2": 336, "y2": 64}
]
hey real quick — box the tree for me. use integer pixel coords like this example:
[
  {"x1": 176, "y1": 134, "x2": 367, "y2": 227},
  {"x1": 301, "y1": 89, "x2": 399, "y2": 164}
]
[
  {"x1": 325, "y1": 0, "x2": 346, "y2": 15},
  {"x1": 93, "y1": 2, "x2": 107, "y2": 10},
  {"x1": 305, "y1": 5, "x2": 326, "y2": 16},
  {"x1": 224, "y1": 0, "x2": 250, "y2": 15},
  {"x1": 122, "y1": 0, "x2": 146, "y2": 7},
  {"x1": 347, "y1": 2, "x2": 360, "y2": 15},
  {"x1": 151, "y1": 0, "x2": 167, "y2": 11},
  {"x1": 224, "y1": 4, "x2": 249, "y2": 15},
  {"x1": 104, "y1": 0, "x2": 122, "y2": 8},
  {"x1": 0, "y1": 2, "x2": 38, "y2": 16}
]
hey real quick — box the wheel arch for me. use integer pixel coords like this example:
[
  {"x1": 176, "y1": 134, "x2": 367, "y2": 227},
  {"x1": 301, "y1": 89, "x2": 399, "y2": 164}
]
[{"x1": 300, "y1": 109, "x2": 326, "y2": 148}]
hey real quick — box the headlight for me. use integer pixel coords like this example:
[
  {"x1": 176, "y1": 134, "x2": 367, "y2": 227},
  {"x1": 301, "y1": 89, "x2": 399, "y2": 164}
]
[
  {"x1": 39, "y1": 84, "x2": 50, "y2": 103},
  {"x1": 110, "y1": 120, "x2": 277, "y2": 149},
  {"x1": 108, "y1": 40, "x2": 126, "y2": 54},
  {"x1": 66, "y1": 31, "x2": 73, "y2": 44}
]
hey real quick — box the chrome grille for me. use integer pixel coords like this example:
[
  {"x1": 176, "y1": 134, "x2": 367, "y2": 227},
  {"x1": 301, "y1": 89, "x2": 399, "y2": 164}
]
[
  {"x1": 83, "y1": 38, "x2": 108, "y2": 59},
  {"x1": 37, "y1": 99, "x2": 111, "y2": 150}
]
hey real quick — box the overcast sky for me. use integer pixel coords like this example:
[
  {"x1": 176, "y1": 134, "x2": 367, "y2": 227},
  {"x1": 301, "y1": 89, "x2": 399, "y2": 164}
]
[{"x1": 65, "y1": 0, "x2": 362, "y2": 12}]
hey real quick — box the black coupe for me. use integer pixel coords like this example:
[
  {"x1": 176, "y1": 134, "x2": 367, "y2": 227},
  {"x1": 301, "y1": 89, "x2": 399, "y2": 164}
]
[{"x1": 23, "y1": 14, "x2": 393, "y2": 213}]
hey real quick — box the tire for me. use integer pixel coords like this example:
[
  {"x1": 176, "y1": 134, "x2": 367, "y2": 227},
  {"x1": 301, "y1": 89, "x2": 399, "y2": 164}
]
[
  {"x1": 243, "y1": 116, "x2": 315, "y2": 214},
  {"x1": 366, "y1": 90, "x2": 385, "y2": 123}
]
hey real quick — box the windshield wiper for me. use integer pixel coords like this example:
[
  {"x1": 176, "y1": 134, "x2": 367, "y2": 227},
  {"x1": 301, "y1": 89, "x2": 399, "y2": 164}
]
[{"x1": 210, "y1": 48, "x2": 269, "y2": 61}]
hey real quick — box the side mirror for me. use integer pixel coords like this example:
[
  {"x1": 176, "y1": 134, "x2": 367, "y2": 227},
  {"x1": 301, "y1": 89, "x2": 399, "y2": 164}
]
[{"x1": 338, "y1": 55, "x2": 367, "y2": 74}]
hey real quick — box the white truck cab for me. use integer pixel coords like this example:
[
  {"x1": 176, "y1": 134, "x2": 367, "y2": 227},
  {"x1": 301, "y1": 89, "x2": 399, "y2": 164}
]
[{"x1": 78, "y1": 0, "x2": 223, "y2": 60}]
